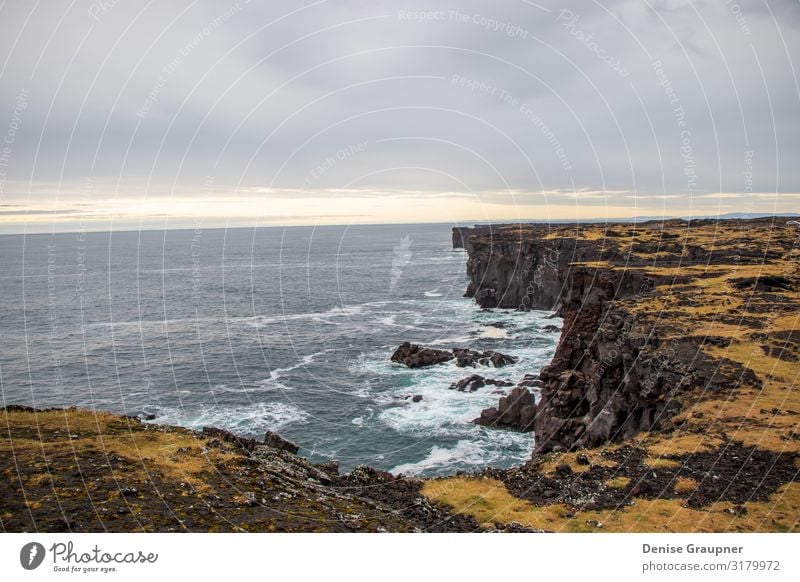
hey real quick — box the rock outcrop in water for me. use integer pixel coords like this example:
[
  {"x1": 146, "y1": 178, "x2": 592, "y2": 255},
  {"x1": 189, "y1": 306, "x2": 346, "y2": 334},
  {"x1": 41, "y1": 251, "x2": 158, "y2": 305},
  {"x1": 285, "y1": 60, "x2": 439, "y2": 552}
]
[
  {"x1": 456, "y1": 219, "x2": 798, "y2": 453},
  {"x1": 391, "y1": 342, "x2": 517, "y2": 369},
  {"x1": 452, "y1": 348, "x2": 517, "y2": 368},
  {"x1": 474, "y1": 386, "x2": 536, "y2": 432},
  {"x1": 391, "y1": 342, "x2": 454, "y2": 367},
  {"x1": 449, "y1": 374, "x2": 513, "y2": 392}
]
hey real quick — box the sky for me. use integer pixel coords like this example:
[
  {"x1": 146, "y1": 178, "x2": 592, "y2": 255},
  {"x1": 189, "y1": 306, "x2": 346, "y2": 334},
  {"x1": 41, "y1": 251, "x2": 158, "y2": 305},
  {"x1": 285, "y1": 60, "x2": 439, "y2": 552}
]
[{"x1": 0, "y1": 0, "x2": 798, "y2": 233}]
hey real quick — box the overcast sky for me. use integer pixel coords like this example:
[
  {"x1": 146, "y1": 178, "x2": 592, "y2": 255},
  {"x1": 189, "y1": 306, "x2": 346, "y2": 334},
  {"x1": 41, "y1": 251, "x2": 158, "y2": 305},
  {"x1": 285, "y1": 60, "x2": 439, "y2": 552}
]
[{"x1": 0, "y1": 0, "x2": 798, "y2": 232}]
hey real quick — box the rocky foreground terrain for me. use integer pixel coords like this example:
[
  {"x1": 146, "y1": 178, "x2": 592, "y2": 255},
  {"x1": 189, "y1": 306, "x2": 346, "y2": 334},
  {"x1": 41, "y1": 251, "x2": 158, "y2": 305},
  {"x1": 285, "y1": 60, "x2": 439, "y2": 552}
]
[
  {"x1": 2, "y1": 218, "x2": 798, "y2": 532},
  {"x1": 0, "y1": 405, "x2": 485, "y2": 532}
]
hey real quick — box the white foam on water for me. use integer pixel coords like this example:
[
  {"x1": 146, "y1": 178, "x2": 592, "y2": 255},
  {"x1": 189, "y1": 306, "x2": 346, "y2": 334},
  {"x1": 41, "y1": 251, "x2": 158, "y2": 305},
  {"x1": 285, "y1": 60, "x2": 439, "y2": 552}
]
[
  {"x1": 150, "y1": 400, "x2": 310, "y2": 434},
  {"x1": 427, "y1": 334, "x2": 476, "y2": 345},
  {"x1": 212, "y1": 378, "x2": 294, "y2": 393},
  {"x1": 242, "y1": 304, "x2": 367, "y2": 328},
  {"x1": 390, "y1": 429, "x2": 532, "y2": 476},
  {"x1": 377, "y1": 314, "x2": 397, "y2": 327},
  {"x1": 423, "y1": 255, "x2": 464, "y2": 262},
  {"x1": 477, "y1": 325, "x2": 508, "y2": 339},
  {"x1": 367, "y1": 308, "x2": 561, "y2": 473},
  {"x1": 377, "y1": 357, "x2": 522, "y2": 437},
  {"x1": 349, "y1": 380, "x2": 374, "y2": 399},
  {"x1": 269, "y1": 348, "x2": 333, "y2": 380}
]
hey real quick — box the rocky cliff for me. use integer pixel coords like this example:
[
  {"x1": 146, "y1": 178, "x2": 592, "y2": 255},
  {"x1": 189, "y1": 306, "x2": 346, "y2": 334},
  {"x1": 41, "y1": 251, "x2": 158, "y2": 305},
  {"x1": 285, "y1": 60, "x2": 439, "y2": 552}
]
[{"x1": 458, "y1": 219, "x2": 799, "y2": 454}]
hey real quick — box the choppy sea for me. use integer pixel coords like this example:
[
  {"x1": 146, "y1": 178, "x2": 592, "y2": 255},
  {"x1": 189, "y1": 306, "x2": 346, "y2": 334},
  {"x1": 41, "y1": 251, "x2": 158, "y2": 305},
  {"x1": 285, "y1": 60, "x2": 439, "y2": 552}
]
[{"x1": 0, "y1": 224, "x2": 560, "y2": 476}]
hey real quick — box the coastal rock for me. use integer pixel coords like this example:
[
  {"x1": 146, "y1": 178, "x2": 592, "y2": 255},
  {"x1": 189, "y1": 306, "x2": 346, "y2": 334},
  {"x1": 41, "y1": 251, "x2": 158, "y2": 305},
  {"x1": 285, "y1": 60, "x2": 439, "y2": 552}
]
[
  {"x1": 391, "y1": 343, "x2": 517, "y2": 369},
  {"x1": 451, "y1": 374, "x2": 485, "y2": 392},
  {"x1": 264, "y1": 430, "x2": 300, "y2": 454},
  {"x1": 391, "y1": 342, "x2": 454, "y2": 368},
  {"x1": 459, "y1": 220, "x2": 774, "y2": 453},
  {"x1": 449, "y1": 374, "x2": 513, "y2": 392},
  {"x1": 474, "y1": 387, "x2": 536, "y2": 432},
  {"x1": 452, "y1": 225, "x2": 500, "y2": 251},
  {"x1": 347, "y1": 465, "x2": 395, "y2": 485},
  {"x1": 315, "y1": 460, "x2": 340, "y2": 477},
  {"x1": 452, "y1": 348, "x2": 517, "y2": 368},
  {"x1": 516, "y1": 374, "x2": 544, "y2": 389},
  {"x1": 201, "y1": 426, "x2": 259, "y2": 452}
]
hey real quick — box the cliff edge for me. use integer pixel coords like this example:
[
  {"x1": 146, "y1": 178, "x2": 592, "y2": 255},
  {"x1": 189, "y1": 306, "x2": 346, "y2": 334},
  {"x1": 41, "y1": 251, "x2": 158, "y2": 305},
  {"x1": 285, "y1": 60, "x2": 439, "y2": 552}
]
[
  {"x1": 422, "y1": 218, "x2": 798, "y2": 532},
  {"x1": 459, "y1": 218, "x2": 799, "y2": 453}
]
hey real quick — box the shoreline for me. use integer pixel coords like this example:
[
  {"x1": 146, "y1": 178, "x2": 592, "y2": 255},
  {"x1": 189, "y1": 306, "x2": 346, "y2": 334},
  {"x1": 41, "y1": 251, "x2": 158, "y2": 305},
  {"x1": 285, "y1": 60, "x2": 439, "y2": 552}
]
[{"x1": 2, "y1": 217, "x2": 798, "y2": 532}]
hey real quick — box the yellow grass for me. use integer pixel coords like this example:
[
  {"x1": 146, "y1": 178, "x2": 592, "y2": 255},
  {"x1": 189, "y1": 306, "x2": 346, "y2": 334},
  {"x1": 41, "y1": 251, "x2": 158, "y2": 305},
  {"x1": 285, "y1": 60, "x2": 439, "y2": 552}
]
[
  {"x1": 1, "y1": 409, "x2": 232, "y2": 492},
  {"x1": 644, "y1": 434, "x2": 724, "y2": 457},
  {"x1": 606, "y1": 477, "x2": 631, "y2": 489},
  {"x1": 424, "y1": 477, "x2": 800, "y2": 532},
  {"x1": 674, "y1": 477, "x2": 698, "y2": 494}
]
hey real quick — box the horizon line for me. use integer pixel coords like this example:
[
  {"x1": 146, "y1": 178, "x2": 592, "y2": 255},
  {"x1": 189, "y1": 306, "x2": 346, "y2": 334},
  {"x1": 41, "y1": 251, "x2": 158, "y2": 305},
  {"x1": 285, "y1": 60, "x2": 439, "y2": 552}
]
[{"x1": 2, "y1": 211, "x2": 799, "y2": 237}]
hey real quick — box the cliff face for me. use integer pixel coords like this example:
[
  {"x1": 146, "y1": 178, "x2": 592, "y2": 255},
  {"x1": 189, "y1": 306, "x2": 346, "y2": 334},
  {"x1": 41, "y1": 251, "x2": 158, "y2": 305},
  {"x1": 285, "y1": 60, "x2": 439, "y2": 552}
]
[
  {"x1": 458, "y1": 219, "x2": 797, "y2": 453},
  {"x1": 452, "y1": 225, "x2": 501, "y2": 249}
]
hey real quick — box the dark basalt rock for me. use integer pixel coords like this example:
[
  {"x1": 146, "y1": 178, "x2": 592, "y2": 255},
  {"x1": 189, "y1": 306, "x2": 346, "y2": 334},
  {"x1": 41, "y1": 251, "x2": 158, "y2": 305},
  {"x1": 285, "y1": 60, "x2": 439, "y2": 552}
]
[
  {"x1": 474, "y1": 387, "x2": 536, "y2": 432},
  {"x1": 731, "y1": 275, "x2": 794, "y2": 292},
  {"x1": 451, "y1": 374, "x2": 485, "y2": 392},
  {"x1": 346, "y1": 465, "x2": 395, "y2": 485},
  {"x1": 452, "y1": 225, "x2": 503, "y2": 251},
  {"x1": 460, "y1": 219, "x2": 784, "y2": 454},
  {"x1": 264, "y1": 430, "x2": 300, "y2": 454},
  {"x1": 391, "y1": 343, "x2": 517, "y2": 369},
  {"x1": 391, "y1": 342, "x2": 454, "y2": 368},
  {"x1": 452, "y1": 348, "x2": 517, "y2": 368},
  {"x1": 315, "y1": 460, "x2": 340, "y2": 477},
  {"x1": 516, "y1": 374, "x2": 544, "y2": 389},
  {"x1": 498, "y1": 441, "x2": 800, "y2": 512},
  {"x1": 449, "y1": 374, "x2": 513, "y2": 392},
  {"x1": 201, "y1": 426, "x2": 259, "y2": 452}
]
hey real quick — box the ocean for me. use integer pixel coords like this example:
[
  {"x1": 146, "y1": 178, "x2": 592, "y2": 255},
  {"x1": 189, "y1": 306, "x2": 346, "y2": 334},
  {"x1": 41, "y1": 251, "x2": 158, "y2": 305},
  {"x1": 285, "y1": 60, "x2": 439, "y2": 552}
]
[{"x1": 0, "y1": 223, "x2": 560, "y2": 476}]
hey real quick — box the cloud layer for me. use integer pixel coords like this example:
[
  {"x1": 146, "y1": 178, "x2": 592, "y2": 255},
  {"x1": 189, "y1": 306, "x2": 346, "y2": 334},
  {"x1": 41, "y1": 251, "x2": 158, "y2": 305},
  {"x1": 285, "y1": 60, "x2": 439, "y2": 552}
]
[{"x1": 0, "y1": 0, "x2": 798, "y2": 231}]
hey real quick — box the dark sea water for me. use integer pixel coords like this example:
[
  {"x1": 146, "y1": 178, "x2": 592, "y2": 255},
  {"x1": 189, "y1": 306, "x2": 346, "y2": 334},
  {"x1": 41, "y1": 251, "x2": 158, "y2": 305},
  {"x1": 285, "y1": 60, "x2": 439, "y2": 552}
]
[{"x1": 0, "y1": 224, "x2": 560, "y2": 476}]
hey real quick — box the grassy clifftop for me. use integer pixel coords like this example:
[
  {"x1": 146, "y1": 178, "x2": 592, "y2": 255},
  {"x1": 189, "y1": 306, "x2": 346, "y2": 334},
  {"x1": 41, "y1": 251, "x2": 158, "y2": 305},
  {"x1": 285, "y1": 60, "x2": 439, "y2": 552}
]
[{"x1": 426, "y1": 218, "x2": 799, "y2": 532}]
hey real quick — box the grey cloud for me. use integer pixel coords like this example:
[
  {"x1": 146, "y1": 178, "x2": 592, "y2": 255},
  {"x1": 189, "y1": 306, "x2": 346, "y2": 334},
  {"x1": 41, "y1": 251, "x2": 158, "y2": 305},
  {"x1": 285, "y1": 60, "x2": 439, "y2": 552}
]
[{"x1": 0, "y1": 0, "x2": 797, "y2": 213}]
